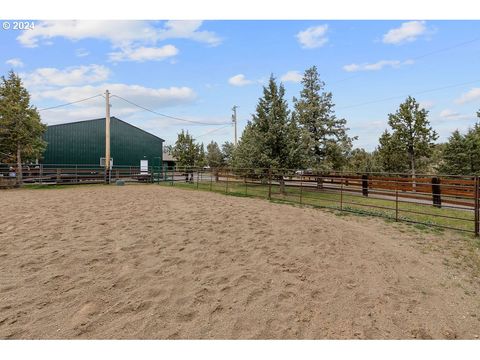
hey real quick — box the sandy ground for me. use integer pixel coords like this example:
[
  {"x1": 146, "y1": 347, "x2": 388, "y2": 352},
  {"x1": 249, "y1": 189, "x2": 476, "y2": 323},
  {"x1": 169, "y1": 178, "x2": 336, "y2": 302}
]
[{"x1": 0, "y1": 184, "x2": 479, "y2": 339}]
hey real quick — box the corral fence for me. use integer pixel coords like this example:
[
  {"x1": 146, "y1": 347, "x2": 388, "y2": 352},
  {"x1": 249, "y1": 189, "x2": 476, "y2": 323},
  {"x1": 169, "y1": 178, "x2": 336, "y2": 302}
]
[
  {"x1": 160, "y1": 166, "x2": 480, "y2": 236},
  {"x1": 2, "y1": 164, "x2": 479, "y2": 236},
  {"x1": 0, "y1": 163, "x2": 159, "y2": 187}
]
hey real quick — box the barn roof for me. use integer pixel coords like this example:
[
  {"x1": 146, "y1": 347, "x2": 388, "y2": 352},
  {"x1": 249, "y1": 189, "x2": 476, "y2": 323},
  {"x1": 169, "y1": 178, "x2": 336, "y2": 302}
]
[{"x1": 46, "y1": 117, "x2": 165, "y2": 142}]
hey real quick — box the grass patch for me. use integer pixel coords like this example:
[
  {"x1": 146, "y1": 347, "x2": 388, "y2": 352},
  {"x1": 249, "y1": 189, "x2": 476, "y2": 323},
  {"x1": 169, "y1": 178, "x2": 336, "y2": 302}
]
[{"x1": 159, "y1": 180, "x2": 478, "y2": 236}]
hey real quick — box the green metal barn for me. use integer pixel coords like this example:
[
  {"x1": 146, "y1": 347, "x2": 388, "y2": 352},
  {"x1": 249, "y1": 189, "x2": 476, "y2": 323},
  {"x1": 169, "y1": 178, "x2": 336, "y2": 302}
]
[{"x1": 42, "y1": 117, "x2": 164, "y2": 168}]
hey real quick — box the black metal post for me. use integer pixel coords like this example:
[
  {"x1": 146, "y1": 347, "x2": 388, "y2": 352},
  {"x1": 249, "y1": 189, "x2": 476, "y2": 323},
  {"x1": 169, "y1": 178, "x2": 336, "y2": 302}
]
[
  {"x1": 362, "y1": 174, "x2": 369, "y2": 197},
  {"x1": 432, "y1": 177, "x2": 442, "y2": 208}
]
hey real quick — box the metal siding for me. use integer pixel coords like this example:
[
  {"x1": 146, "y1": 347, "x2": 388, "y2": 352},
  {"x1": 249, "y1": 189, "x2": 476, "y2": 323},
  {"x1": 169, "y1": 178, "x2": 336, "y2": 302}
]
[{"x1": 42, "y1": 117, "x2": 163, "y2": 167}]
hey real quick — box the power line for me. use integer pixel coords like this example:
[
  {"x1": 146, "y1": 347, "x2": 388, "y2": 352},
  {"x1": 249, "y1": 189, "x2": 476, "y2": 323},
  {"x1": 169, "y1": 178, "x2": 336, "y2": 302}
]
[
  {"x1": 110, "y1": 94, "x2": 230, "y2": 126},
  {"x1": 337, "y1": 79, "x2": 480, "y2": 110},
  {"x1": 329, "y1": 36, "x2": 480, "y2": 87},
  {"x1": 37, "y1": 94, "x2": 103, "y2": 112},
  {"x1": 410, "y1": 37, "x2": 480, "y2": 61},
  {"x1": 194, "y1": 124, "x2": 232, "y2": 140}
]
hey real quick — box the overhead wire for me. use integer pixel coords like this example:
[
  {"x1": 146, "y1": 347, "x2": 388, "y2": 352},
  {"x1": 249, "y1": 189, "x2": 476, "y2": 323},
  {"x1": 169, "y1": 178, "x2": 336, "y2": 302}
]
[
  {"x1": 37, "y1": 94, "x2": 103, "y2": 111},
  {"x1": 328, "y1": 36, "x2": 480, "y2": 86},
  {"x1": 194, "y1": 124, "x2": 232, "y2": 140},
  {"x1": 337, "y1": 79, "x2": 480, "y2": 110},
  {"x1": 110, "y1": 94, "x2": 230, "y2": 126}
]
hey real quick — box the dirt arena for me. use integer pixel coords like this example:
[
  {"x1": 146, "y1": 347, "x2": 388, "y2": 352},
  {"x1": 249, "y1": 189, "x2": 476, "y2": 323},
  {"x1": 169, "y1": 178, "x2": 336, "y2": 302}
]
[{"x1": 1, "y1": 184, "x2": 479, "y2": 339}]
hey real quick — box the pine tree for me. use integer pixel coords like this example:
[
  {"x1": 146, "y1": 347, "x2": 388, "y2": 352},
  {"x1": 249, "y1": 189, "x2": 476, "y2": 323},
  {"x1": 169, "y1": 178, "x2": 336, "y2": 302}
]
[
  {"x1": 195, "y1": 142, "x2": 206, "y2": 168},
  {"x1": 439, "y1": 130, "x2": 469, "y2": 174},
  {"x1": 233, "y1": 75, "x2": 291, "y2": 169},
  {"x1": 231, "y1": 122, "x2": 260, "y2": 169},
  {"x1": 387, "y1": 96, "x2": 438, "y2": 179},
  {"x1": 206, "y1": 141, "x2": 224, "y2": 168},
  {"x1": 0, "y1": 71, "x2": 46, "y2": 184},
  {"x1": 221, "y1": 141, "x2": 235, "y2": 166},
  {"x1": 232, "y1": 75, "x2": 298, "y2": 192},
  {"x1": 172, "y1": 130, "x2": 197, "y2": 168},
  {"x1": 293, "y1": 66, "x2": 355, "y2": 171},
  {"x1": 440, "y1": 123, "x2": 480, "y2": 175},
  {"x1": 346, "y1": 148, "x2": 381, "y2": 173},
  {"x1": 284, "y1": 112, "x2": 309, "y2": 170},
  {"x1": 375, "y1": 130, "x2": 409, "y2": 173}
]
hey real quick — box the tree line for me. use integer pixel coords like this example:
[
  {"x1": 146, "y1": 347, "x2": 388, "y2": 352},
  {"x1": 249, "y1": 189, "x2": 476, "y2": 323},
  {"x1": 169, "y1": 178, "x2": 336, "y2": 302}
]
[
  {"x1": 1, "y1": 68, "x2": 480, "y2": 179},
  {"x1": 173, "y1": 66, "x2": 480, "y2": 176}
]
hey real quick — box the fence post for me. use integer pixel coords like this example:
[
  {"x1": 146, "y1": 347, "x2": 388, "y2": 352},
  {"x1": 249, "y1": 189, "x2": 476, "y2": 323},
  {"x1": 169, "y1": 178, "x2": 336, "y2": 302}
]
[
  {"x1": 226, "y1": 169, "x2": 229, "y2": 194},
  {"x1": 171, "y1": 167, "x2": 174, "y2": 186},
  {"x1": 475, "y1": 176, "x2": 479, "y2": 237},
  {"x1": 340, "y1": 176, "x2": 344, "y2": 211},
  {"x1": 196, "y1": 169, "x2": 199, "y2": 189},
  {"x1": 210, "y1": 168, "x2": 213, "y2": 191},
  {"x1": 432, "y1": 177, "x2": 442, "y2": 208},
  {"x1": 40, "y1": 164, "x2": 43, "y2": 185},
  {"x1": 75, "y1": 165, "x2": 78, "y2": 183},
  {"x1": 245, "y1": 174, "x2": 247, "y2": 196},
  {"x1": 268, "y1": 168, "x2": 272, "y2": 200},
  {"x1": 395, "y1": 180, "x2": 399, "y2": 222},
  {"x1": 315, "y1": 169, "x2": 323, "y2": 190},
  {"x1": 300, "y1": 174, "x2": 303, "y2": 205},
  {"x1": 362, "y1": 174, "x2": 369, "y2": 197}
]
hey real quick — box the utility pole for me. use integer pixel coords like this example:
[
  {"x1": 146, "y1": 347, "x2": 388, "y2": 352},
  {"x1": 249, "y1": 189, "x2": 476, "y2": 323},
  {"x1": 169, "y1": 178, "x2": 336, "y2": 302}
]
[
  {"x1": 105, "y1": 89, "x2": 111, "y2": 183},
  {"x1": 232, "y1": 105, "x2": 238, "y2": 146}
]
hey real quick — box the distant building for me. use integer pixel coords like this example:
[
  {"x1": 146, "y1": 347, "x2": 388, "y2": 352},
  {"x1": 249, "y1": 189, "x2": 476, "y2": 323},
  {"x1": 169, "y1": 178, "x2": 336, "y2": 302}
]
[
  {"x1": 162, "y1": 149, "x2": 177, "y2": 168},
  {"x1": 42, "y1": 117, "x2": 164, "y2": 168}
]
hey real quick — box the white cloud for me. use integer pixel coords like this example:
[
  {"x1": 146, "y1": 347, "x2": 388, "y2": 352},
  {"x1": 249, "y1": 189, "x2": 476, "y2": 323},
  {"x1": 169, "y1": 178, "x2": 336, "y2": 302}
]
[
  {"x1": 109, "y1": 45, "x2": 179, "y2": 62},
  {"x1": 228, "y1": 74, "x2": 254, "y2": 87},
  {"x1": 280, "y1": 70, "x2": 303, "y2": 83},
  {"x1": 21, "y1": 64, "x2": 110, "y2": 88},
  {"x1": 455, "y1": 88, "x2": 480, "y2": 104},
  {"x1": 75, "y1": 48, "x2": 89, "y2": 57},
  {"x1": 157, "y1": 20, "x2": 222, "y2": 47},
  {"x1": 17, "y1": 20, "x2": 157, "y2": 48},
  {"x1": 35, "y1": 83, "x2": 197, "y2": 126},
  {"x1": 343, "y1": 59, "x2": 414, "y2": 72},
  {"x1": 17, "y1": 20, "x2": 222, "y2": 48},
  {"x1": 5, "y1": 58, "x2": 24, "y2": 68},
  {"x1": 34, "y1": 83, "x2": 196, "y2": 108},
  {"x1": 439, "y1": 109, "x2": 472, "y2": 121},
  {"x1": 382, "y1": 21, "x2": 428, "y2": 45},
  {"x1": 296, "y1": 25, "x2": 328, "y2": 49}
]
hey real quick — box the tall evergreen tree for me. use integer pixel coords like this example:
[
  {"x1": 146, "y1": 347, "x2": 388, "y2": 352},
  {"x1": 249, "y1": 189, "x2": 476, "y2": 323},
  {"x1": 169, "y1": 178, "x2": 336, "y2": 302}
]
[
  {"x1": 206, "y1": 141, "x2": 224, "y2": 168},
  {"x1": 375, "y1": 130, "x2": 409, "y2": 173},
  {"x1": 386, "y1": 96, "x2": 438, "y2": 178},
  {"x1": 284, "y1": 112, "x2": 309, "y2": 170},
  {"x1": 221, "y1": 141, "x2": 235, "y2": 167},
  {"x1": 233, "y1": 75, "x2": 292, "y2": 170},
  {"x1": 293, "y1": 66, "x2": 355, "y2": 171},
  {"x1": 195, "y1": 142, "x2": 206, "y2": 168},
  {"x1": 172, "y1": 130, "x2": 198, "y2": 168},
  {"x1": 0, "y1": 71, "x2": 46, "y2": 184},
  {"x1": 440, "y1": 124, "x2": 480, "y2": 175}
]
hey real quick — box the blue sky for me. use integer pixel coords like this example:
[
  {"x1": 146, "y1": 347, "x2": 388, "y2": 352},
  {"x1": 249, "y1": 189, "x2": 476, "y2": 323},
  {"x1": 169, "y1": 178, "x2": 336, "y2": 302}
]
[{"x1": 1, "y1": 20, "x2": 480, "y2": 150}]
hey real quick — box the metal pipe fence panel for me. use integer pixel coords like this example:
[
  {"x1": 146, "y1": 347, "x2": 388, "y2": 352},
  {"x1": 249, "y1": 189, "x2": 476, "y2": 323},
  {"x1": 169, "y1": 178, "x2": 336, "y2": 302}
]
[{"x1": 155, "y1": 167, "x2": 479, "y2": 236}]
